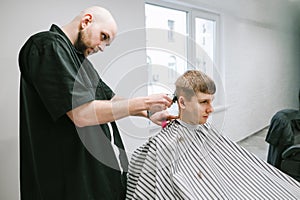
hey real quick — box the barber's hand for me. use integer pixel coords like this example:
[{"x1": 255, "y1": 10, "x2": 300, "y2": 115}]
[
  {"x1": 146, "y1": 93, "x2": 173, "y2": 113},
  {"x1": 149, "y1": 110, "x2": 179, "y2": 126}
]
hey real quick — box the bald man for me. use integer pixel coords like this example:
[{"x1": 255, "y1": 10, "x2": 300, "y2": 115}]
[{"x1": 18, "y1": 6, "x2": 172, "y2": 200}]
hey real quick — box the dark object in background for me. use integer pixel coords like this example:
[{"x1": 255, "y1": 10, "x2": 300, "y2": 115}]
[
  {"x1": 281, "y1": 119, "x2": 300, "y2": 181},
  {"x1": 266, "y1": 109, "x2": 300, "y2": 181}
]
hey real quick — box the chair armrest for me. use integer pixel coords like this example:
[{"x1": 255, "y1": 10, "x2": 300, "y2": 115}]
[{"x1": 282, "y1": 144, "x2": 300, "y2": 159}]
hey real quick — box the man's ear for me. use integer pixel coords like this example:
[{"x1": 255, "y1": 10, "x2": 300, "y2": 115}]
[{"x1": 81, "y1": 14, "x2": 93, "y2": 29}]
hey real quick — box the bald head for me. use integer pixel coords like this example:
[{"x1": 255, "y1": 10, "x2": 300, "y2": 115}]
[
  {"x1": 62, "y1": 6, "x2": 118, "y2": 57},
  {"x1": 81, "y1": 7, "x2": 116, "y2": 25},
  {"x1": 75, "y1": 6, "x2": 117, "y2": 32}
]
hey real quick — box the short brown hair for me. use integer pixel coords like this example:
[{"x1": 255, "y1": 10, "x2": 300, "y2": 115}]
[{"x1": 175, "y1": 70, "x2": 216, "y2": 100}]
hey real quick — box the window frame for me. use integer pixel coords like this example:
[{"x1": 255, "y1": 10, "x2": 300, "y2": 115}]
[{"x1": 145, "y1": 0, "x2": 225, "y2": 111}]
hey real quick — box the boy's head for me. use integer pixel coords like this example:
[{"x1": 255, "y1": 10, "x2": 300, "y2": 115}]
[{"x1": 175, "y1": 70, "x2": 216, "y2": 124}]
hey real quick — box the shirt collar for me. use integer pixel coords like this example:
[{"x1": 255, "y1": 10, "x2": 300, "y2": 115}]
[
  {"x1": 49, "y1": 24, "x2": 83, "y2": 55},
  {"x1": 177, "y1": 119, "x2": 200, "y2": 131}
]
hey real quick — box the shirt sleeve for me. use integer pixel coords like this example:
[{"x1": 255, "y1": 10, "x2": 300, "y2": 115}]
[
  {"x1": 97, "y1": 77, "x2": 115, "y2": 100},
  {"x1": 24, "y1": 35, "x2": 95, "y2": 121}
]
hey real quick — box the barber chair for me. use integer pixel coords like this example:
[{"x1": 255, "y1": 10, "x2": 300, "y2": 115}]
[
  {"x1": 266, "y1": 109, "x2": 300, "y2": 182},
  {"x1": 280, "y1": 119, "x2": 300, "y2": 181}
]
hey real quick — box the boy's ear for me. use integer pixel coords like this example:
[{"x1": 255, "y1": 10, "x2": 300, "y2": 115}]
[{"x1": 178, "y1": 96, "x2": 186, "y2": 109}]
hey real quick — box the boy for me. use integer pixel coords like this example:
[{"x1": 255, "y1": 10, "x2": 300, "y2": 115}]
[{"x1": 126, "y1": 70, "x2": 300, "y2": 199}]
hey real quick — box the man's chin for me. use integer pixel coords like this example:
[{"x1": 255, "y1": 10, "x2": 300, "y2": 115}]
[
  {"x1": 86, "y1": 49, "x2": 98, "y2": 57},
  {"x1": 83, "y1": 50, "x2": 92, "y2": 57}
]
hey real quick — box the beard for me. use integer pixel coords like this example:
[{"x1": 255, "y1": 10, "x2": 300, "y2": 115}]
[{"x1": 74, "y1": 31, "x2": 88, "y2": 56}]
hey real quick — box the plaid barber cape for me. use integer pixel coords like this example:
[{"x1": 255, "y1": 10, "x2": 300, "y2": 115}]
[{"x1": 126, "y1": 120, "x2": 300, "y2": 200}]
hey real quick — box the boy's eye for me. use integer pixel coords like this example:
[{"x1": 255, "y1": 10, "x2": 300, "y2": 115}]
[
  {"x1": 199, "y1": 100, "x2": 212, "y2": 104},
  {"x1": 200, "y1": 101, "x2": 208, "y2": 104}
]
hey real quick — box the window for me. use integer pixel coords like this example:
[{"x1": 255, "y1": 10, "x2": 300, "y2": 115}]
[
  {"x1": 145, "y1": 2, "x2": 223, "y2": 108},
  {"x1": 195, "y1": 17, "x2": 215, "y2": 76},
  {"x1": 145, "y1": 4, "x2": 187, "y2": 95}
]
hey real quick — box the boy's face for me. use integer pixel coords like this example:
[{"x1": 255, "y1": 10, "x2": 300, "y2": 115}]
[{"x1": 180, "y1": 92, "x2": 214, "y2": 125}]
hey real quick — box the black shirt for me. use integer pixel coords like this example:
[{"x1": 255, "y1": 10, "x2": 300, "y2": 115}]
[
  {"x1": 18, "y1": 24, "x2": 127, "y2": 200},
  {"x1": 266, "y1": 109, "x2": 300, "y2": 168}
]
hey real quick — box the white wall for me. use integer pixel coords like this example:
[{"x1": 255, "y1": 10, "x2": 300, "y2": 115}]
[
  {"x1": 0, "y1": 0, "x2": 146, "y2": 199},
  {"x1": 201, "y1": 0, "x2": 300, "y2": 141},
  {"x1": 0, "y1": 0, "x2": 300, "y2": 199},
  {"x1": 164, "y1": 0, "x2": 300, "y2": 141}
]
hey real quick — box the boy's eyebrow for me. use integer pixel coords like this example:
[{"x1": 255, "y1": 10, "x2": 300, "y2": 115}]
[{"x1": 198, "y1": 96, "x2": 215, "y2": 101}]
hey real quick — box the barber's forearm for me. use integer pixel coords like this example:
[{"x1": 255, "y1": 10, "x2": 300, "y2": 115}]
[
  {"x1": 100, "y1": 97, "x2": 151, "y2": 123},
  {"x1": 112, "y1": 95, "x2": 155, "y2": 118},
  {"x1": 94, "y1": 97, "x2": 151, "y2": 123},
  {"x1": 67, "y1": 100, "x2": 114, "y2": 127},
  {"x1": 112, "y1": 95, "x2": 148, "y2": 118},
  {"x1": 69, "y1": 98, "x2": 149, "y2": 127},
  {"x1": 68, "y1": 94, "x2": 171, "y2": 127}
]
